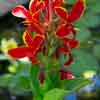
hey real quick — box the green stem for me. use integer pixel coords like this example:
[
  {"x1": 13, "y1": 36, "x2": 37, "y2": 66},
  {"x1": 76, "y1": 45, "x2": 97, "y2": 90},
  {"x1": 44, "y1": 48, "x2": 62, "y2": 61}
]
[{"x1": 29, "y1": 64, "x2": 43, "y2": 100}]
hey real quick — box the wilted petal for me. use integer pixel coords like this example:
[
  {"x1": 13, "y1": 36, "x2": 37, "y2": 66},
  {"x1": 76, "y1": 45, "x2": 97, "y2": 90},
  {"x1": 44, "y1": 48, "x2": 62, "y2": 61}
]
[
  {"x1": 68, "y1": 0, "x2": 86, "y2": 22},
  {"x1": 55, "y1": 7, "x2": 68, "y2": 20},
  {"x1": 8, "y1": 47, "x2": 30, "y2": 58},
  {"x1": 12, "y1": 5, "x2": 31, "y2": 19}
]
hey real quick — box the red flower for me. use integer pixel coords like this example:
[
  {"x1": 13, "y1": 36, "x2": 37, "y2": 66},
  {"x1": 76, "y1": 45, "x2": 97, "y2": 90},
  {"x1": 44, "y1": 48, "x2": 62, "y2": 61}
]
[
  {"x1": 55, "y1": 0, "x2": 86, "y2": 38},
  {"x1": 54, "y1": 0, "x2": 85, "y2": 66},
  {"x1": 12, "y1": 0, "x2": 44, "y2": 34},
  {"x1": 9, "y1": 0, "x2": 85, "y2": 67},
  {"x1": 12, "y1": 0, "x2": 43, "y2": 19},
  {"x1": 42, "y1": 0, "x2": 64, "y2": 23},
  {"x1": 8, "y1": 29, "x2": 45, "y2": 65}
]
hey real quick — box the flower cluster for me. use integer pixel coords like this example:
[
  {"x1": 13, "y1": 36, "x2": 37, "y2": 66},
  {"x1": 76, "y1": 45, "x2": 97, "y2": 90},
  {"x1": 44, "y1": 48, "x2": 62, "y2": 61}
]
[{"x1": 8, "y1": 0, "x2": 86, "y2": 83}]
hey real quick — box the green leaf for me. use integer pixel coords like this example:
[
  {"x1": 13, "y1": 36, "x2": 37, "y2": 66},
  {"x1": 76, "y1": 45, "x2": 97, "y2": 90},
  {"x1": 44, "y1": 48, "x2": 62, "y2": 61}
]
[
  {"x1": 93, "y1": 44, "x2": 100, "y2": 59},
  {"x1": 16, "y1": 61, "x2": 31, "y2": 77},
  {"x1": 76, "y1": 28, "x2": 91, "y2": 43},
  {"x1": 43, "y1": 88, "x2": 70, "y2": 100},
  {"x1": 61, "y1": 78, "x2": 92, "y2": 91},
  {"x1": 66, "y1": 49, "x2": 98, "y2": 76},
  {"x1": 0, "y1": 74, "x2": 31, "y2": 95},
  {"x1": 89, "y1": 2, "x2": 100, "y2": 13},
  {"x1": 0, "y1": 74, "x2": 13, "y2": 88},
  {"x1": 8, "y1": 75, "x2": 31, "y2": 95}
]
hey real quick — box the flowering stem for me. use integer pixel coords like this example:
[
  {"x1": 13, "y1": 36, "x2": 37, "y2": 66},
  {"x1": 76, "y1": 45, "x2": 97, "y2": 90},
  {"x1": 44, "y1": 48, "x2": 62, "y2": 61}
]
[{"x1": 29, "y1": 64, "x2": 42, "y2": 100}]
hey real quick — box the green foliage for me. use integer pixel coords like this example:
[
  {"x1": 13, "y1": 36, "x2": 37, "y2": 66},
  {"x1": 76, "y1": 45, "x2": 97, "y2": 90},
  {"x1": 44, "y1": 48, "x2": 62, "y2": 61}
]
[
  {"x1": 43, "y1": 78, "x2": 92, "y2": 100},
  {"x1": 61, "y1": 78, "x2": 92, "y2": 91},
  {"x1": 93, "y1": 44, "x2": 100, "y2": 59},
  {"x1": 0, "y1": 74, "x2": 30, "y2": 95},
  {"x1": 43, "y1": 88, "x2": 69, "y2": 100},
  {"x1": 66, "y1": 49, "x2": 98, "y2": 76}
]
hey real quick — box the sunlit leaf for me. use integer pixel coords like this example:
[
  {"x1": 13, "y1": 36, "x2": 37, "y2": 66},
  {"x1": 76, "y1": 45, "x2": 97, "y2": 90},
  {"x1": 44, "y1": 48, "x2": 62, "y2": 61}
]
[
  {"x1": 61, "y1": 78, "x2": 92, "y2": 91},
  {"x1": 66, "y1": 49, "x2": 98, "y2": 76},
  {"x1": 43, "y1": 88, "x2": 70, "y2": 100}
]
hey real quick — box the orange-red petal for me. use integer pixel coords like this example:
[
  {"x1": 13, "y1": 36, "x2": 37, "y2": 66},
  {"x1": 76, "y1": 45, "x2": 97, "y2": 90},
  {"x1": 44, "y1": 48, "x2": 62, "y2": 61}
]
[
  {"x1": 32, "y1": 9, "x2": 41, "y2": 21},
  {"x1": 69, "y1": 39, "x2": 79, "y2": 49},
  {"x1": 31, "y1": 35, "x2": 45, "y2": 55},
  {"x1": 68, "y1": 0, "x2": 86, "y2": 22},
  {"x1": 28, "y1": 35, "x2": 45, "y2": 65},
  {"x1": 37, "y1": 1, "x2": 44, "y2": 10},
  {"x1": 29, "y1": 0, "x2": 37, "y2": 13},
  {"x1": 64, "y1": 53, "x2": 73, "y2": 66},
  {"x1": 60, "y1": 69, "x2": 74, "y2": 80},
  {"x1": 8, "y1": 47, "x2": 30, "y2": 58},
  {"x1": 55, "y1": 7, "x2": 68, "y2": 20},
  {"x1": 64, "y1": 38, "x2": 79, "y2": 48},
  {"x1": 23, "y1": 28, "x2": 34, "y2": 47},
  {"x1": 12, "y1": 5, "x2": 32, "y2": 19},
  {"x1": 55, "y1": 24, "x2": 73, "y2": 38},
  {"x1": 29, "y1": 56, "x2": 39, "y2": 65},
  {"x1": 59, "y1": 44, "x2": 69, "y2": 54},
  {"x1": 24, "y1": 23, "x2": 44, "y2": 35},
  {"x1": 53, "y1": 0, "x2": 64, "y2": 7}
]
